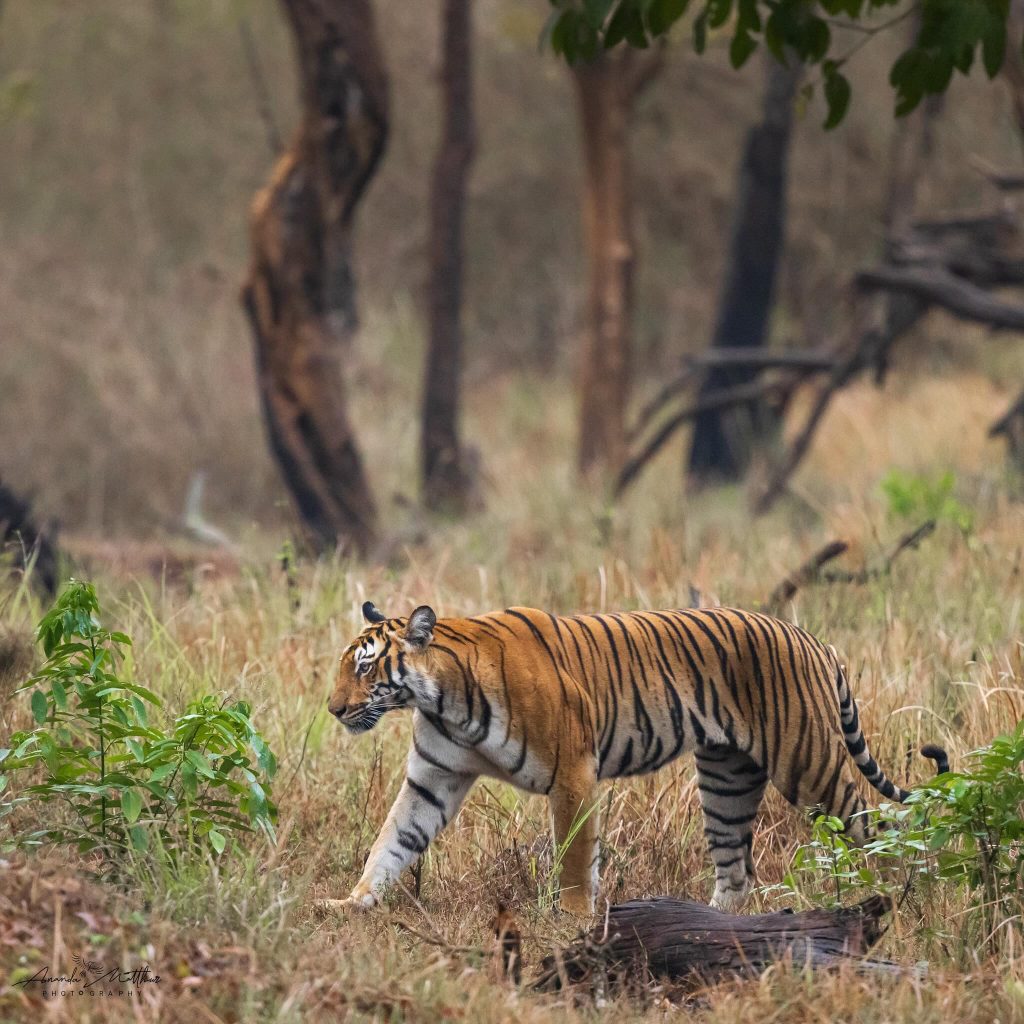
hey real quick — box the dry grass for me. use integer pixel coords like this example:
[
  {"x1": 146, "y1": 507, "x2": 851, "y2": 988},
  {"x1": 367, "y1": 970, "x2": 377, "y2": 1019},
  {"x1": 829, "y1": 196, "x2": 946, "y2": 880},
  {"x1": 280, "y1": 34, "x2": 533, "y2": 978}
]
[{"x1": 2, "y1": 352, "x2": 1024, "y2": 1021}]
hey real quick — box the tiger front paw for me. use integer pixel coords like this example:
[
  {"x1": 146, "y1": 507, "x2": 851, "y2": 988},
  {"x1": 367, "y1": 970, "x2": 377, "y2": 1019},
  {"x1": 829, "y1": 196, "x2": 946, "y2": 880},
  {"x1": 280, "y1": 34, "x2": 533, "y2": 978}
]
[
  {"x1": 558, "y1": 889, "x2": 595, "y2": 918},
  {"x1": 313, "y1": 890, "x2": 377, "y2": 917}
]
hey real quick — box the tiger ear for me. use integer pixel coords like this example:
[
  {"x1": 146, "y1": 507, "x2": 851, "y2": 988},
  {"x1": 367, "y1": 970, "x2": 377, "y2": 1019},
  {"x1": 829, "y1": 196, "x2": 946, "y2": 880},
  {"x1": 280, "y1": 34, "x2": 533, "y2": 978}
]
[
  {"x1": 362, "y1": 601, "x2": 386, "y2": 624},
  {"x1": 403, "y1": 605, "x2": 436, "y2": 650}
]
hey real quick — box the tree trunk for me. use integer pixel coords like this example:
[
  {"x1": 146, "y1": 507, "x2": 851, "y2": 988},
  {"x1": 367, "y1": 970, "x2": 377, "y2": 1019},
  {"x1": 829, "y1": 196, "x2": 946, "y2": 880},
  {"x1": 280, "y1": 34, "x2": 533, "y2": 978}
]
[
  {"x1": 422, "y1": 0, "x2": 476, "y2": 513},
  {"x1": 241, "y1": 0, "x2": 387, "y2": 555},
  {"x1": 572, "y1": 52, "x2": 637, "y2": 477},
  {"x1": 686, "y1": 53, "x2": 800, "y2": 484}
]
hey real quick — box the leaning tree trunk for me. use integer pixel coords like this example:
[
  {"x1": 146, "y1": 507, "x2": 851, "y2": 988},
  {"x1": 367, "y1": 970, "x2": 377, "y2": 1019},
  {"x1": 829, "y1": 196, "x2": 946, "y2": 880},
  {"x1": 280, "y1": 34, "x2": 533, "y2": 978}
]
[
  {"x1": 572, "y1": 52, "x2": 638, "y2": 477},
  {"x1": 242, "y1": 0, "x2": 387, "y2": 555},
  {"x1": 422, "y1": 0, "x2": 476, "y2": 513},
  {"x1": 686, "y1": 53, "x2": 800, "y2": 485}
]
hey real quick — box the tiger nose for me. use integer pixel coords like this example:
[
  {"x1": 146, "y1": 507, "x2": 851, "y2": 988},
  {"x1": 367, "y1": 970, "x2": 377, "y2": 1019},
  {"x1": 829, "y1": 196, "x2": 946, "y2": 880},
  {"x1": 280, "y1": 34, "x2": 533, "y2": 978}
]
[{"x1": 327, "y1": 698, "x2": 347, "y2": 719}]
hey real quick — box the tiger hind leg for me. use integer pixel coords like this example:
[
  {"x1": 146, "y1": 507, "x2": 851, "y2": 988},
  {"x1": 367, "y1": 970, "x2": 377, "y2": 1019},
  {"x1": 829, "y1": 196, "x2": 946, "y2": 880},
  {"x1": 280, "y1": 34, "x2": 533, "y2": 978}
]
[{"x1": 696, "y1": 748, "x2": 768, "y2": 912}]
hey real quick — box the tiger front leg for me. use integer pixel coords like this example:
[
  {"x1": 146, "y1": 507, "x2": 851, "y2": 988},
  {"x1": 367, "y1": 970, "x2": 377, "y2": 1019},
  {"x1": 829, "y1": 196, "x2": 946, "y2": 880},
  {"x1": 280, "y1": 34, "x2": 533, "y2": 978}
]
[
  {"x1": 337, "y1": 760, "x2": 476, "y2": 911},
  {"x1": 548, "y1": 765, "x2": 599, "y2": 918}
]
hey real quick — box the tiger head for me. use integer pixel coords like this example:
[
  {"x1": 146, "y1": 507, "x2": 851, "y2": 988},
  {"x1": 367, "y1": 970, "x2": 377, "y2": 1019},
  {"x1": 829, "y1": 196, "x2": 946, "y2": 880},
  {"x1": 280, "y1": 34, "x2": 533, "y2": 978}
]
[{"x1": 328, "y1": 601, "x2": 437, "y2": 734}]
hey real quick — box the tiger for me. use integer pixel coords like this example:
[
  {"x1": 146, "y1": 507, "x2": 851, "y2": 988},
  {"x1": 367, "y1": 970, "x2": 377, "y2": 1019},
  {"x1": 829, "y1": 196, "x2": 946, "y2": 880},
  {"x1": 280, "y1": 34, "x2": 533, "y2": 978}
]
[{"x1": 324, "y1": 601, "x2": 948, "y2": 916}]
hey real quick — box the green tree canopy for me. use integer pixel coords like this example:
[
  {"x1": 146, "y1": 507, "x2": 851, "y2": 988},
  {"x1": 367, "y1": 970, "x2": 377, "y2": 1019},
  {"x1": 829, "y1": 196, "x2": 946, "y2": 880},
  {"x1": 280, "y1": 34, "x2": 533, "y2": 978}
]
[{"x1": 545, "y1": 1, "x2": 1012, "y2": 127}]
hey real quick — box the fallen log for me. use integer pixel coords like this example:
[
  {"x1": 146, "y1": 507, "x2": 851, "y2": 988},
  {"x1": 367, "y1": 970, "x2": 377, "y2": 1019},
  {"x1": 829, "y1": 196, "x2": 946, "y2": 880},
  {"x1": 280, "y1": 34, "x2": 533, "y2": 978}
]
[{"x1": 535, "y1": 895, "x2": 915, "y2": 993}]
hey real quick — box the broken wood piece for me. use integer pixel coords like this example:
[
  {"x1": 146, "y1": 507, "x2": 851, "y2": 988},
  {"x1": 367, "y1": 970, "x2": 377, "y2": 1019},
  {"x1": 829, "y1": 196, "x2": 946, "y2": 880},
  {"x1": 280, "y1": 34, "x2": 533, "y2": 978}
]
[
  {"x1": 766, "y1": 522, "x2": 935, "y2": 612},
  {"x1": 818, "y1": 520, "x2": 937, "y2": 584},
  {"x1": 534, "y1": 895, "x2": 912, "y2": 994},
  {"x1": 765, "y1": 540, "x2": 849, "y2": 612}
]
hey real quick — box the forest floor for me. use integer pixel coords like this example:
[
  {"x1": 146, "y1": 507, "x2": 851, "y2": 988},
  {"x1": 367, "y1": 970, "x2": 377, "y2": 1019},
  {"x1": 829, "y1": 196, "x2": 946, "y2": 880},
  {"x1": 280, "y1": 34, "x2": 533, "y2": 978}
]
[{"x1": 2, "y1": 363, "x2": 1024, "y2": 1023}]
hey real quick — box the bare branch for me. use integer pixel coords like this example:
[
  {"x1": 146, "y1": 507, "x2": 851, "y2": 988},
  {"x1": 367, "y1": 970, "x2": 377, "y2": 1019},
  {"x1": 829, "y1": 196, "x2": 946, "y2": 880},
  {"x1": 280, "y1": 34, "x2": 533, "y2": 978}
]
[
  {"x1": 625, "y1": 365, "x2": 702, "y2": 445},
  {"x1": 990, "y1": 389, "x2": 1024, "y2": 437},
  {"x1": 856, "y1": 264, "x2": 1024, "y2": 330},
  {"x1": 626, "y1": 349, "x2": 833, "y2": 446},
  {"x1": 689, "y1": 347, "x2": 838, "y2": 371},
  {"x1": 616, "y1": 378, "x2": 794, "y2": 496},
  {"x1": 969, "y1": 155, "x2": 1024, "y2": 191}
]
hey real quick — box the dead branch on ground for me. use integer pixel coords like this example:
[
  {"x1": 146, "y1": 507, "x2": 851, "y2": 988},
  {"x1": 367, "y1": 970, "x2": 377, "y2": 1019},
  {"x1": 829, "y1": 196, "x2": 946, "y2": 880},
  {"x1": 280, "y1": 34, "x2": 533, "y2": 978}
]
[
  {"x1": 534, "y1": 896, "x2": 916, "y2": 995},
  {"x1": 765, "y1": 540, "x2": 848, "y2": 611},
  {"x1": 765, "y1": 522, "x2": 936, "y2": 613}
]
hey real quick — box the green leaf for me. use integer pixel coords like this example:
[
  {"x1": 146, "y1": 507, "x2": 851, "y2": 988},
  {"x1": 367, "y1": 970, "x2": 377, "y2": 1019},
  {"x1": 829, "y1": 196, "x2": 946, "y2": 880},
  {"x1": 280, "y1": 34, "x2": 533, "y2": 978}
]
[
  {"x1": 648, "y1": 0, "x2": 689, "y2": 36},
  {"x1": 583, "y1": 0, "x2": 616, "y2": 30},
  {"x1": 209, "y1": 830, "x2": 226, "y2": 855},
  {"x1": 185, "y1": 750, "x2": 217, "y2": 779},
  {"x1": 982, "y1": 19, "x2": 1007, "y2": 78},
  {"x1": 803, "y1": 16, "x2": 830, "y2": 64},
  {"x1": 729, "y1": 29, "x2": 757, "y2": 68},
  {"x1": 128, "y1": 825, "x2": 149, "y2": 851},
  {"x1": 51, "y1": 679, "x2": 67, "y2": 710},
  {"x1": 31, "y1": 689, "x2": 48, "y2": 724},
  {"x1": 693, "y1": 8, "x2": 708, "y2": 52},
  {"x1": 823, "y1": 65, "x2": 851, "y2": 129},
  {"x1": 707, "y1": 0, "x2": 732, "y2": 30},
  {"x1": 121, "y1": 789, "x2": 143, "y2": 824},
  {"x1": 149, "y1": 763, "x2": 175, "y2": 783}
]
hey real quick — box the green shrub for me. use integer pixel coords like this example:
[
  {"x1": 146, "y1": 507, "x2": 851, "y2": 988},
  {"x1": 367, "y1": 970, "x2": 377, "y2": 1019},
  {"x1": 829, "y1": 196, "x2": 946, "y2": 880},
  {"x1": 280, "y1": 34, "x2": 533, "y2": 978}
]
[
  {"x1": 880, "y1": 468, "x2": 974, "y2": 533},
  {"x1": 772, "y1": 724, "x2": 1024, "y2": 955},
  {"x1": 0, "y1": 580, "x2": 277, "y2": 868}
]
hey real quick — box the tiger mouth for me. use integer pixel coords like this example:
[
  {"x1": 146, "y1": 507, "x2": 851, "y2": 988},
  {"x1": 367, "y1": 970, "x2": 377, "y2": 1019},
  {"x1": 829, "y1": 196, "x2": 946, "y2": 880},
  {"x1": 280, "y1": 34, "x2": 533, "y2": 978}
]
[{"x1": 340, "y1": 704, "x2": 382, "y2": 733}]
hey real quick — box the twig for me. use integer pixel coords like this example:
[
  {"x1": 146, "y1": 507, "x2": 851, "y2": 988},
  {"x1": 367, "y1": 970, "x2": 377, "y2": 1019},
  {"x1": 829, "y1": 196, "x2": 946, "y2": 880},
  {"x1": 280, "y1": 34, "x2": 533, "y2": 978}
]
[
  {"x1": 755, "y1": 288, "x2": 927, "y2": 513},
  {"x1": 970, "y1": 155, "x2": 1024, "y2": 191},
  {"x1": 765, "y1": 540, "x2": 849, "y2": 612},
  {"x1": 616, "y1": 378, "x2": 796, "y2": 496},
  {"x1": 765, "y1": 522, "x2": 935, "y2": 611},
  {"x1": 626, "y1": 365, "x2": 702, "y2": 445},
  {"x1": 626, "y1": 350, "x2": 833, "y2": 446},
  {"x1": 880, "y1": 519, "x2": 937, "y2": 567},
  {"x1": 391, "y1": 916, "x2": 485, "y2": 957},
  {"x1": 989, "y1": 389, "x2": 1024, "y2": 437},
  {"x1": 819, "y1": 520, "x2": 936, "y2": 582}
]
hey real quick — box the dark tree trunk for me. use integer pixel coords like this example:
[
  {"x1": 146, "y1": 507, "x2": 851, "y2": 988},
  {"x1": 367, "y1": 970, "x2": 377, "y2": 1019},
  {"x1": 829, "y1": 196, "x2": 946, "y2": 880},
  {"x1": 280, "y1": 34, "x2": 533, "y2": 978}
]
[
  {"x1": 573, "y1": 51, "x2": 660, "y2": 476},
  {"x1": 241, "y1": 0, "x2": 387, "y2": 555},
  {"x1": 687, "y1": 53, "x2": 800, "y2": 484},
  {"x1": 422, "y1": 0, "x2": 476, "y2": 513}
]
